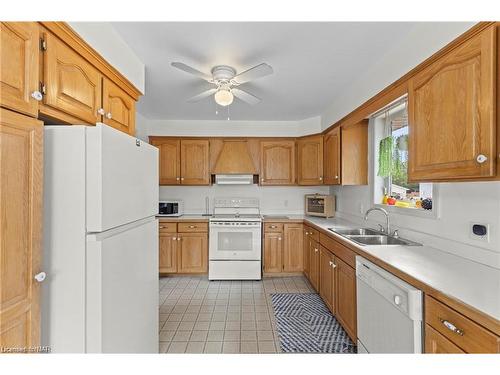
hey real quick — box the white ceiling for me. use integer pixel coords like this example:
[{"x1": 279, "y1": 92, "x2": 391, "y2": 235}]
[{"x1": 111, "y1": 22, "x2": 467, "y2": 121}]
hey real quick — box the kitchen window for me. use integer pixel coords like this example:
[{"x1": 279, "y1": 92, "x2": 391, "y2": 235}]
[{"x1": 372, "y1": 96, "x2": 437, "y2": 216}]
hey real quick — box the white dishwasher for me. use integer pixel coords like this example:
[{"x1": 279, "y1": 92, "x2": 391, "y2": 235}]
[{"x1": 356, "y1": 256, "x2": 423, "y2": 353}]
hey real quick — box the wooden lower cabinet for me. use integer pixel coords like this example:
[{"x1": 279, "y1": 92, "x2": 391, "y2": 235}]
[
  {"x1": 177, "y1": 233, "x2": 208, "y2": 273},
  {"x1": 308, "y1": 239, "x2": 320, "y2": 291},
  {"x1": 335, "y1": 257, "x2": 357, "y2": 342},
  {"x1": 283, "y1": 224, "x2": 303, "y2": 272},
  {"x1": 319, "y1": 246, "x2": 335, "y2": 313},
  {"x1": 0, "y1": 108, "x2": 43, "y2": 349},
  {"x1": 263, "y1": 232, "x2": 283, "y2": 273},
  {"x1": 303, "y1": 227, "x2": 310, "y2": 278},
  {"x1": 159, "y1": 232, "x2": 177, "y2": 273},
  {"x1": 425, "y1": 325, "x2": 465, "y2": 353},
  {"x1": 158, "y1": 222, "x2": 208, "y2": 274}
]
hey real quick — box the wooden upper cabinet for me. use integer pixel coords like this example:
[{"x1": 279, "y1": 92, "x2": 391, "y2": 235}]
[
  {"x1": 341, "y1": 120, "x2": 368, "y2": 185},
  {"x1": 264, "y1": 232, "x2": 283, "y2": 273},
  {"x1": 260, "y1": 140, "x2": 296, "y2": 185},
  {"x1": 297, "y1": 135, "x2": 324, "y2": 185},
  {"x1": 180, "y1": 139, "x2": 210, "y2": 185},
  {"x1": 335, "y1": 258, "x2": 357, "y2": 341},
  {"x1": 0, "y1": 108, "x2": 43, "y2": 349},
  {"x1": 151, "y1": 139, "x2": 181, "y2": 185},
  {"x1": 102, "y1": 78, "x2": 135, "y2": 135},
  {"x1": 283, "y1": 224, "x2": 303, "y2": 272},
  {"x1": 408, "y1": 26, "x2": 496, "y2": 181},
  {"x1": 0, "y1": 22, "x2": 39, "y2": 117},
  {"x1": 42, "y1": 31, "x2": 102, "y2": 124},
  {"x1": 323, "y1": 127, "x2": 341, "y2": 185}
]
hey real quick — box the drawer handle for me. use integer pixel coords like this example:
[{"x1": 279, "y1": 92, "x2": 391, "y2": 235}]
[
  {"x1": 439, "y1": 318, "x2": 464, "y2": 336},
  {"x1": 189, "y1": 225, "x2": 196, "y2": 229},
  {"x1": 159, "y1": 226, "x2": 165, "y2": 229},
  {"x1": 270, "y1": 225, "x2": 277, "y2": 229}
]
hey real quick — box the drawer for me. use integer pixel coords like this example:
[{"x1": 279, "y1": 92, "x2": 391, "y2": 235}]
[
  {"x1": 304, "y1": 226, "x2": 319, "y2": 242},
  {"x1": 425, "y1": 295, "x2": 500, "y2": 353},
  {"x1": 264, "y1": 223, "x2": 284, "y2": 233},
  {"x1": 178, "y1": 222, "x2": 208, "y2": 233},
  {"x1": 320, "y1": 233, "x2": 356, "y2": 268},
  {"x1": 425, "y1": 324, "x2": 465, "y2": 353},
  {"x1": 158, "y1": 222, "x2": 177, "y2": 233}
]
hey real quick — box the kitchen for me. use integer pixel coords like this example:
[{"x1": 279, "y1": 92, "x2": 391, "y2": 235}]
[{"x1": 1, "y1": 2, "x2": 500, "y2": 373}]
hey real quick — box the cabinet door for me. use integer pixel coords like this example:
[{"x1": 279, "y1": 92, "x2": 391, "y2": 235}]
[
  {"x1": 151, "y1": 139, "x2": 180, "y2": 185},
  {"x1": 341, "y1": 121, "x2": 368, "y2": 185},
  {"x1": 180, "y1": 139, "x2": 210, "y2": 185},
  {"x1": 303, "y1": 227, "x2": 310, "y2": 278},
  {"x1": 297, "y1": 135, "x2": 323, "y2": 185},
  {"x1": 408, "y1": 26, "x2": 496, "y2": 181},
  {"x1": 177, "y1": 233, "x2": 208, "y2": 273},
  {"x1": 263, "y1": 232, "x2": 283, "y2": 273},
  {"x1": 283, "y1": 224, "x2": 303, "y2": 272},
  {"x1": 42, "y1": 32, "x2": 102, "y2": 124},
  {"x1": 0, "y1": 22, "x2": 39, "y2": 117},
  {"x1": 260, "y1": 140, "x2": 296, "y2": 185},
  {"x1": 0, "y1": 109, "x2": 43, "y2": 349},
  {"x1": 319, "y1": 247, "x2": 335, "y2": 313},
  {"x1": 102, "y1": 78, "x2": 136, "y2": 135},
  {"x1": 309, "y1": 240, "x2": 320, "y2": 292},
  {"x1": 425, "y1": 325, "x2": 465, "y2": 353},
  {"x1": 323, "y1": 127, "x2": 340, "y2": 185},
  {"x1": 336, "y1": 258, "x2": 357, "y2": 341},
  {"x1": 159, "y1": 232, "x2": 177, "y2": 273}
]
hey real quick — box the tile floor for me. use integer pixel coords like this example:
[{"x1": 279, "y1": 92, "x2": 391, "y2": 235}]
[{"x1": 158, "y1": 275, "x2": 315, "y2": 354}]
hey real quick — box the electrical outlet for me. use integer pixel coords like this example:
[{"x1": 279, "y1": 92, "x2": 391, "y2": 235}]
[
  {"x1": 469, "y1": 222, "x2": 489, "y2": 242},
  {"x1": 359, "y1": 203, "x2": 364, "y2": 214}
]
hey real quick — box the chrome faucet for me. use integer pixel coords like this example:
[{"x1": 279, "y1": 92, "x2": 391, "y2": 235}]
[{"x1": 365, "y1": 207, "x2": 390, "y2": 234}]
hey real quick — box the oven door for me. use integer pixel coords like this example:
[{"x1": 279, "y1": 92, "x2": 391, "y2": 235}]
[{"x1": 209, "y1": 222, "x2": 261, "y2": 261}]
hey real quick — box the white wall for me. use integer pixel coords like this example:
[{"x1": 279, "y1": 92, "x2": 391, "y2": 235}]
[
  {"x1": 331, "y1": 120, "x2": 500, "y2": 269},
  {"x1": 139, "y1": 116, "x2": 321, "y2": 139},
  {"x1": 161, "y1": 185, "x2": 330, "y2": 215},
  {"x1": 69, "y1": 22, "x2": 145, "y2": 93},
  {"x1": 321, "y1": 22, "x2": 475, "y2": 129}
]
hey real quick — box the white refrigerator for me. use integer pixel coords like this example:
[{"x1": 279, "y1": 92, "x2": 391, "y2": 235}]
[{"x1": 42, "y1": 123, "x2": 159, "y2": 353}]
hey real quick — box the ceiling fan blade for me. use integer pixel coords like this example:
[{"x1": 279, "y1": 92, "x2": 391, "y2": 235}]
[
  {"x1": 232, "y1": 88, "x2": 261, "y2": 105},
  {"x1": 171, "y1": 62, "x2": 212, "y2": 81},
  {"x1": 233, "y1": 63, "x2": 273, "y2": 84},
  {"x1": 187, "y1": 88, "x2": 218, "y2": 103}
]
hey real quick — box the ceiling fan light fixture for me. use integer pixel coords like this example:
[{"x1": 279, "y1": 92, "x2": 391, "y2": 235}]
[{"x1": 214, "y1": 89, "x2": 234, "y2": 106}]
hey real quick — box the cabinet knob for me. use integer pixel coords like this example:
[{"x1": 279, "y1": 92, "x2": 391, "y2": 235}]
[
  {"x1": 278, "y1": 237, "x2": 282, "y2": 241},
  {"x1": 172, "y1": 237, "x2": 177, "y2": 240},
  {"x1": 329, "y1": 261, "x2": 333, "y2": 266},
  {"x1": 261, "y1": 178, "x2": 265, "y2": 182},
  {"x1": 176, "y1": 177, "x2": 180, "y2": 181},
  {"x1": 34, "y1": 272, "x2": 46, "y2": 283},
  {"x1": 181, "y1": 177, "x2": 185, "y2": 181},
  {"x1": 177, "y1": 237, "x2": 182, "y2": 241},
  {"x1": 270, "y1": 225, "x2": 277, "y2": 229},
  {"x1": 31, "y1": 91, "x2": 43, "y2": 101},
  {"x1": 332, "y1": 263, "x2": 336, "y2": 269},
  {"x1": 319, "y1": 176, "x2": 323, "y2": 181},
  {"x1": 159, "y1": 226, "x2": 165, "y2": 229},
  {"x1": 189, "y1": 225, "x2": 196, "y2": 229},
  {"x1": 106, "y1": 112, "x2": 113, "y2": 119},
  {"x1": 314, "y1": 248, "x2": 318, "y2": 253},
  {"x1": 97, "y1": 108, "x2": 105, "y2": 115},
  {"x1": 335, "y1": 175, "x2": 339, "y2": 179},
  {"x1": 476, "y1": 154, "x2": 488, "y2": 164}
]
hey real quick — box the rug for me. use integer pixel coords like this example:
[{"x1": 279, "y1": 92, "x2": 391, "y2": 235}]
[{"x1": 270, "y1": 293, "x2": 357, "y2": 353}]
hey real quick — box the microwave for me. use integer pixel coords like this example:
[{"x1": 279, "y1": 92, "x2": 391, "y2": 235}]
[
  {"x1": 159, "y1": 200, "x2": 184, "y2": 217},
  {"x1": 305, "y1": 194, "x2": 335, "y2": 218}
]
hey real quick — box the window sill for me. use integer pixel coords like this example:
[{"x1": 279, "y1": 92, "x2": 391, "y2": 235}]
[{"x1": 373, "y1": 203, "x2": 439, "y2": 219}]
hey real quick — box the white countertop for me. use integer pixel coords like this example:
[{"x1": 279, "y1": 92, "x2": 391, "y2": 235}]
[
  {"x1": 156, "y1": 214, "x2": 210, "y2": 220},
  {"x1": 303, "y1": 216, "x2": 500, "y2": 322}
]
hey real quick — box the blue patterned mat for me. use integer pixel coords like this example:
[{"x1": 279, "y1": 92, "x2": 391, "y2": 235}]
[{"x1": 271, "y1": 293, "x2": 357, "y2": 353}]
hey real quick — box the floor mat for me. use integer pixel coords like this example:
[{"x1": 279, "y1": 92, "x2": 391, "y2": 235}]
[{"x1": 271, "y1": 293, "x2": 357, "y2": 353}]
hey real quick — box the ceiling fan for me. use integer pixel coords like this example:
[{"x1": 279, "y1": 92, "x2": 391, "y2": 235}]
[{"x1": 171, "y1": 62, "x2": 273, "y2": 107}]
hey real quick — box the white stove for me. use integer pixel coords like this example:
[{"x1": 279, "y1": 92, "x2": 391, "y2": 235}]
[{"x1": 209, "y1": 198, "x2": 262, "y2": 280}]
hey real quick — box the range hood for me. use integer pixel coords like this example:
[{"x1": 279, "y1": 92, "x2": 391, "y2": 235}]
[{"x1": 215, "y1": 174, "x2": 254, "y2": 185}]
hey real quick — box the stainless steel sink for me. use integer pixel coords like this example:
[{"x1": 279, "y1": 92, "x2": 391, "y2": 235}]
[
  {"x1": 328, "y1": 227, "x2": 422, "y2": 246},
  {"x1": 328, "y1": 228, "x2": 381, "y2": 236}
]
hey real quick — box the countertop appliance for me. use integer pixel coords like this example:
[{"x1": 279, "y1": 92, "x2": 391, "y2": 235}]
[
  {"x1": 209, "y1": 198, "x2": 262, "y2": 280},
  {"x1": 158, "y1": 200, "x2": 183, "y2": 217},
  {"x1": 42, "y1": 124, "x2": 159, "y2": 353},
  {"x1": 305, "y1": 194, "x2": 335, "y2": 218},
  {"x1": 356, "y1": 256, "x2": 423, "y2": 353}
]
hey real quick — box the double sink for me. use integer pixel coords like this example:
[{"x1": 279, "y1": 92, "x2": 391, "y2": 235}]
[{"x1": 328, "y1": 227, "x2": 422, "y2": 246}]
